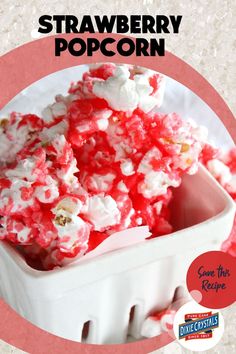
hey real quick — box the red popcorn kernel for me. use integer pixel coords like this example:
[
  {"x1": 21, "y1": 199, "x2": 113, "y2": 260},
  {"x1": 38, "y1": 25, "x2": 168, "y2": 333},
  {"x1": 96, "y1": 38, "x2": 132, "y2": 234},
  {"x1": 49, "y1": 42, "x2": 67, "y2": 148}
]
[
  {"x1": 85, "y1": 173, "x2": 115, "y2": 193},
  {"x1": 0, "y1": 197, "x2": 14, "y2": 216},
  {"x1": 109, "y1": 189, "x2": 135, "y2": 231},
  {"x1": 20, "y1": 186, "x2": 34, "y2": 201},
  {"x1": 5, "y1": 218, "x2": 33, "y2": 245},
  {"x1": 0, "y1": 178, "x2": 12, "y2": 190},
  {"x1": 200, "y1": 143, "x2": 219, "y2": 165},
  {"x1": 67, "y1": 99, "x2": 111, "y2": 149},
  {"x1": 49, "y1": 135, "x2": 74, "y2": 165},
  {"x1": 224, "y1": 147, "x2": 236, "y2": 174},
  {"x1": 148, "y1": 74, "x2": 163, "y2": 95},
  {"x1": 69, "y1": 98, "x2": 108, "y2": 120},
  {"x1": 89, "y1": 63, "x2": 116, "y2": 80},
  {"x1": 141, "y1": 308, "x2": 176, "y2": 338},
  {"x1": 34, "y1": 178, "x2": 59, "y2": 204},
  {"x1": 17, "y1": 114, "x2": 44, "y2": 131},
  {"x1": 34, "y1": 214, "x2": 57, "y2": 248}
]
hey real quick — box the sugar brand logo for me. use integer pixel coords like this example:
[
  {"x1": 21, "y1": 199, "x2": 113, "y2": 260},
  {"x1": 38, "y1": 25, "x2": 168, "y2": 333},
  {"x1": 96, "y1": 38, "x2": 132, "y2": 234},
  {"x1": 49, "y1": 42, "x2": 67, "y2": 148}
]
[
  {"x1": 179, "y1": 311, "x2": 219, "y2": 341},
  {"x1": 174, "y1": 301, "x2": 224, "y2": 351}
]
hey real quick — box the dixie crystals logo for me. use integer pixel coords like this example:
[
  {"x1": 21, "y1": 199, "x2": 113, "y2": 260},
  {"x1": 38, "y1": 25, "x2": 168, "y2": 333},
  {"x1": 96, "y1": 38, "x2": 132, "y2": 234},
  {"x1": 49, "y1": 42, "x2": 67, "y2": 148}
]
[
  {"x1": 173, "y1": 301, "x2": 224, "y2": 351},
  {"x1": 179, "y1": 311, "x2": 219, "y2": 341}
]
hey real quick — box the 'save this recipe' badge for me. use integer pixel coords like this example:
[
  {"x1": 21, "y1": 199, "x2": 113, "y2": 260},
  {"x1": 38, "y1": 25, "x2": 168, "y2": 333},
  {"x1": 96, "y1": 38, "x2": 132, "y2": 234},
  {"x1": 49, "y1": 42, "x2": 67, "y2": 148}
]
[{"x1": 186, "y1": 251, "x2": 236, "y2": 309}]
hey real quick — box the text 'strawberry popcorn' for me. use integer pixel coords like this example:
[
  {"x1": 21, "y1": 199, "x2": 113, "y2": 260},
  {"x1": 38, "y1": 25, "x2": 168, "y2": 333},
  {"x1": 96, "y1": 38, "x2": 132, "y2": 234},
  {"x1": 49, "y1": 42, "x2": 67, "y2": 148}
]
[{"x1": 0, "y1": 63, "x2": 213, "y2": 269}]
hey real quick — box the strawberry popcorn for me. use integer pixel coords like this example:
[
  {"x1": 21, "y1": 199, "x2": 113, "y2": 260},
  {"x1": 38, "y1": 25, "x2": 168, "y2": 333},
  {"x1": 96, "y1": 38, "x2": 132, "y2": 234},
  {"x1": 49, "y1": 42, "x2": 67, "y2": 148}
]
[
  {"x1": 201, "y1": 145, "x2": 236, "y2": 257},
  {"x1": 0, "y1": 63, "x2": 209, "y2": 269},
  {"x1": 141, "y1": 286, "x2": 189, "y2": 338}
]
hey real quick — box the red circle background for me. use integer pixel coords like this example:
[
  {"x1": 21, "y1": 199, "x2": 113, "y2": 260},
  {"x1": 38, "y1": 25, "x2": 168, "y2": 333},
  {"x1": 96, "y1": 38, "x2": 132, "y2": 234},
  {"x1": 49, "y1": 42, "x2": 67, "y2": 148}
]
[
  {"x1": 0, "y1": 33, "x2": 235, "y2": 353},
  {"x1": 187, "y1": 251, "x2": 236, "y2": 309}
]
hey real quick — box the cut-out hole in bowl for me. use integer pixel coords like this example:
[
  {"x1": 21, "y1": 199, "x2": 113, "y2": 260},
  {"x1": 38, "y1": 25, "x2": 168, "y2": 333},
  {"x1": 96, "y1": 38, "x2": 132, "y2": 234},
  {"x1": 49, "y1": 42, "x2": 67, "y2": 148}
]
[
  {"x1": 82, "y1": 320, "x2": 91, "y2": 343},
  {"x1": 129, "y1": 305, "x2": 137, "y2": 326},
  {"x1": 128, "y1": 304, "x2": 140, "y2": 338}
]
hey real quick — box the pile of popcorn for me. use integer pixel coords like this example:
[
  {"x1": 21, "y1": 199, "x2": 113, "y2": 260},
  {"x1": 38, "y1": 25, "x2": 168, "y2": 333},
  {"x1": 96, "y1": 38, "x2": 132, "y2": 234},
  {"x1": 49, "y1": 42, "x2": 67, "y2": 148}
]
[{"x1": 0, "y1": 63, "x2": 233, "y2": 270}]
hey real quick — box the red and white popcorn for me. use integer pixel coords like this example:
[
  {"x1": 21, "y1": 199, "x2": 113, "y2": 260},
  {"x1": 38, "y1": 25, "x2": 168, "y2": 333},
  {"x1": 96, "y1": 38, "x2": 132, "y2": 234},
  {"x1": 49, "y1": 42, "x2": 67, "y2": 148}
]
[
  {"x1": 141, "y1": 309, "x2": 176, "y2": 338},
  {"x1": 201, "y1": 145, "x2": 236, "y2": 257},
  {"x1": 0, "y1": 113, "x2": 43, "y2": 165},
  {"x1": 92, "y1": 65, "x2": 165, "y2": 113},
  {"x1": 141, "y1": 286, "x2": 190, "y2": 338},
  {"x1": 1, "y1": 63, "x2": 226, "y2": 270}
]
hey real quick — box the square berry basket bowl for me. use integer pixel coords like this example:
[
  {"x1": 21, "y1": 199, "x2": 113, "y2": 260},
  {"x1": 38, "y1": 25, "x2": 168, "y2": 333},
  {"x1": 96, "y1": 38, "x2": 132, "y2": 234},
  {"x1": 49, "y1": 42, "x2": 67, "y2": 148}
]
[{"x1": 0, "y1": 164, "x2": 234, "y2": 344}]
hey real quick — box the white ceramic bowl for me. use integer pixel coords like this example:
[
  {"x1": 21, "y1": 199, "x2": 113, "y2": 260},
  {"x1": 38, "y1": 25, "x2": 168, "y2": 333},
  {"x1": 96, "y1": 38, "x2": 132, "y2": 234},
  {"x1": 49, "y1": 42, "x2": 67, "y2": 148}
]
[{"x1": 0, "y1": 165, "x2": 235, "y2": 344}]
